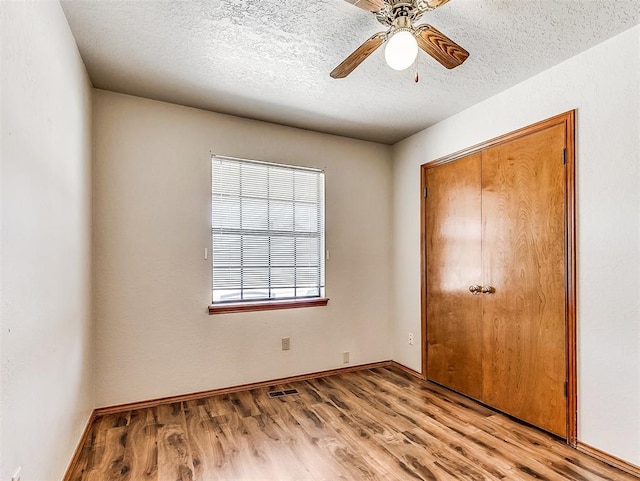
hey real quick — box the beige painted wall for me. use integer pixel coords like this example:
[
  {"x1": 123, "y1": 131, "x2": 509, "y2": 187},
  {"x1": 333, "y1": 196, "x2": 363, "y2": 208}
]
[
  {"x1": 391, "y1": 25, "x2": 640, "y2": 465},
  {"x1": 0, "y1": 2, "x2": 94, "y2": 480},
  {"x1": 92, "y1": 90, "x2": 393, "y2": 407}
]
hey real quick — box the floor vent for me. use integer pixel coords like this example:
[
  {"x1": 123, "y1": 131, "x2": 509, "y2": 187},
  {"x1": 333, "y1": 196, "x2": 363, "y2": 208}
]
[{"x1": 268, "y1": 389, "x2": 299, "y2": 398}]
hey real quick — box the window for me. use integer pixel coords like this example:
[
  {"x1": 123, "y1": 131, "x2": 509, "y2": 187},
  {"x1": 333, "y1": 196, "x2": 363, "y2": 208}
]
[{"x1": 210, "y1": 155, "x2": 326, "y2": 312}]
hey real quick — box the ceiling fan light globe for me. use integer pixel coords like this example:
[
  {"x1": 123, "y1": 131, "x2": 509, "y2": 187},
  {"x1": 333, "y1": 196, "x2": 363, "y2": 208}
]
[{"x1": 385, "y1": 30, "x2": 418, "y2": 71}]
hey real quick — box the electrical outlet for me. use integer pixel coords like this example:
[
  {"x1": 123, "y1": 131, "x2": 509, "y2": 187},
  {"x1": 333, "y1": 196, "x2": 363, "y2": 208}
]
[
  {"x1": 408, "y1": 333, "x2": 414, "y2": 345},
  {"x1": 11, "y1": 467, "x2": 21, "y2": 481},
  {"x1": 282, "y1": 337, "x2": 290, "y2": 351},
  {"x1": 343, "y1": 351, "x2": 350, "y2": 364}
]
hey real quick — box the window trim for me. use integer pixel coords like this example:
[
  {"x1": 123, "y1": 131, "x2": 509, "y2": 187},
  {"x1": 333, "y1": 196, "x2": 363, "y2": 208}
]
[{"x1": 209, "y1": 297, "x2": 329, "y2": 315}]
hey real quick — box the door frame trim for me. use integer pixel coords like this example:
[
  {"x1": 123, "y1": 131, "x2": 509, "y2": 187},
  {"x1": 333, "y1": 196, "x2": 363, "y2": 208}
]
[{"x1": 419, "y1": 110, "x2": 577, "y2": 446}]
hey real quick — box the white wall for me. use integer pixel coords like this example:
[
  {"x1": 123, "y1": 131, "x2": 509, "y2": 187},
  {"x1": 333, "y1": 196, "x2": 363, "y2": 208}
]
[
  {"x1": 391, "y1": 25, "x2": 640, "y2": 465},
  {"x1": 0, "y1": 2, "x2": 93, "y2": 480},
  {"x1": 92, "y1": 90, "x2": 393, "y2": 407}
]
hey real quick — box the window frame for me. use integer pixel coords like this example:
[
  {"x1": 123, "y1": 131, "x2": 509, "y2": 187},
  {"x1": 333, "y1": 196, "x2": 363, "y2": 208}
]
[{"x1": 209, "y1": 155, "x2": 328, "y2": 314}]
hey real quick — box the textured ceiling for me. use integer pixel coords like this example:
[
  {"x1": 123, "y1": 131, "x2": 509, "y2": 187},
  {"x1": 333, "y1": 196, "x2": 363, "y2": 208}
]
[{"x1": 60, "y1": 0, "x2": 640, "y2": 144}]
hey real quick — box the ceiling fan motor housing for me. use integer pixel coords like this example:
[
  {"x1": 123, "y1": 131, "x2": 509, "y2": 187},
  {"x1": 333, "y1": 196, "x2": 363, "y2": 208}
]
[{"x1": 377, "y1": 0, "x2": 431, "y2": 26}]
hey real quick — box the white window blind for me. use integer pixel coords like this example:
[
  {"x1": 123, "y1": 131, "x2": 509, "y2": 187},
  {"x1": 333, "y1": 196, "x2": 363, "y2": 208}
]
[{"x1": 211, "y1": 155, "x2": 325, "y2": 304}]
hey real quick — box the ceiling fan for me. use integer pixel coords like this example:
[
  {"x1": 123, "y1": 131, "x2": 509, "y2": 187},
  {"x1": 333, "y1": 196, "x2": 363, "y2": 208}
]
[{"x1": 330, "y1": 0, "x2": 469, "y2": 78}]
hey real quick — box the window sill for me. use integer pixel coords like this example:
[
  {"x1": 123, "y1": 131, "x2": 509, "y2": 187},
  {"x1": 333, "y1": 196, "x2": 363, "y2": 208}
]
[{"x1": 209, "y1": 297, "x2": 329, "y2": 315}]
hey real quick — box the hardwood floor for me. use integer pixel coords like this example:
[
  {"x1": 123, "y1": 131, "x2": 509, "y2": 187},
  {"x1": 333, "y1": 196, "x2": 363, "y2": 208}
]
[{"x1": 67, "y1": 367, "x2": 637, "y2": 480}]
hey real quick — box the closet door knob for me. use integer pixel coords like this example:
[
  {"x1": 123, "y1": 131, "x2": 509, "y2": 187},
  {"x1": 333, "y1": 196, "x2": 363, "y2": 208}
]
[
  {"x1": 469, "y1": 285, "x2": 481, "y2": 294},
  {"x1": 481, "y1": 285, "x2": 495, "y2": 294}
]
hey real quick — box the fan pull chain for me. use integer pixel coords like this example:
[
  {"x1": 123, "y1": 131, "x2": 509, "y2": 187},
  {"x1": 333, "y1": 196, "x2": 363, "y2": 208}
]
[{"x1": 414, "y1": 56, "x2": 419, "y2": 83}]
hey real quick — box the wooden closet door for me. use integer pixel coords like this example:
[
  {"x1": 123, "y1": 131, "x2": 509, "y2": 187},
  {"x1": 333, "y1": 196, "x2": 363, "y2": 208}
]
[
  {"x1": 426, "y1": 153, "x2": 483, "y2": 400},
  {"x1": 481, "y1": 124, "x2": 567, "y2": 437}
]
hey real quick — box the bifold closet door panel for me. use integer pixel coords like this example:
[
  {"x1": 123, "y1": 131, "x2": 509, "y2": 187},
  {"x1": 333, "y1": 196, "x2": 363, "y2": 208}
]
[
  {"x1": 426, "y1": 153, "x2": 483, "y2": 400},
  {"x1": 481, "y1": 124, "x2": 567, "y2": 437}
]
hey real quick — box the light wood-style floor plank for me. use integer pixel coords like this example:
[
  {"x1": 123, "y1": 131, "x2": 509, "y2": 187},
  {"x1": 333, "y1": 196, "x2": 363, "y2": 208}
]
[{"x1": 68, "y1": 367, "x2": 638, "y2": 480}]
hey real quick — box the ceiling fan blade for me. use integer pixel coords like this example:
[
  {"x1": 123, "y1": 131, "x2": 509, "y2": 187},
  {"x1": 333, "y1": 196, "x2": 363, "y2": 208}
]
[
  {"x1": 330, "y1": 32, "x2": 386, "y2": 79},
  {"x1": 344, "y1": 0, "x2": 386, "y2": 13},
  {"x1": 425, "y1": 0, "x2": 452, "y2": 8},
  {"x1": 415, "y1": 24, "x2": 469, "y2": 69}
]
